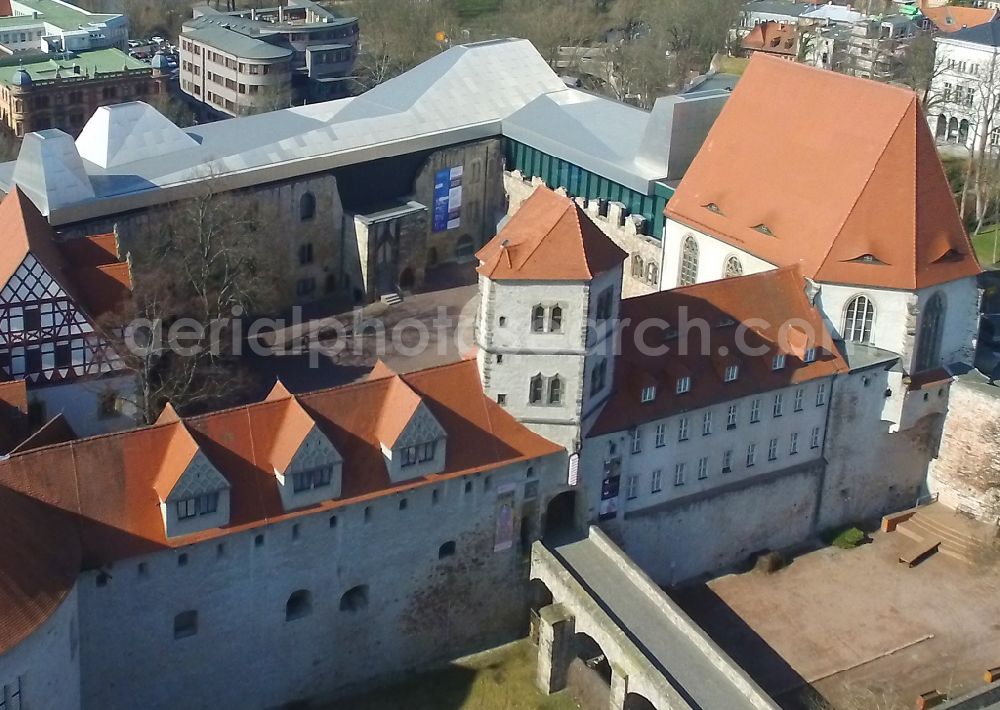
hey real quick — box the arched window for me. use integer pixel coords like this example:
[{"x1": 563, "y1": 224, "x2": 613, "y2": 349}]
[
  {"x1": 632, "y1": 254, "x2": 644, "y2": 278},
  {"x1": 679, "y1": 236, "x2": 699, "y2": 286},
  {"x1": 548, "y1": 377, "x2": 562, "y2": 405},
  {"x1": 529, "y1": 374, "x2": 544, "y2": 404},
  {"x1": 646, "y1": 262, "x2": 659, "y2": 285},
  {"x1": 340, "y1": 585, "x2": 369, "y2": 612},
  {"x1": 915, "y1": 292, "x2": 945, "y2": 371},
  {"x1": 531, "y1": 306, "x2": 545, "y2": 333},
  {"x1": 843, "y1": 295, "x2": 875, "y2": 343},
  {"x1": 299, "y1": 192, "x2": 316, "y2": 221},
  {"x1": 549, "y1": 306, "x2": 563, "y2": 333},
  {"x1": 285, "y1": 590, "x2": 312, "y2": 621},
  {"x1": 438, "y1": 541, "x2": 456, "y2": 559},
  {"x1": 724, "y1": 255, "x2": 743, "y2": 278}
]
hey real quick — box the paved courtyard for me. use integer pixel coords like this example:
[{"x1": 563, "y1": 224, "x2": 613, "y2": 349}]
[{"x1": 673, "y1": 528, "x2": 1000, "y2": 709}]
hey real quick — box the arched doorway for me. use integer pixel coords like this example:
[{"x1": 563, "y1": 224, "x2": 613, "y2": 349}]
[
  {"x1": 935, "y1": 114, "x2": 947, "y2": 141},
  {"x1": 948, "y1": 117, "x2": 959, "y2": 142},
  {"x1": 543, "y1": 490, "x2": 578, "y2": 543},
  {"x1": 959, "y1": 118, "x2": 970, "y2": 145},
  {"x1": 399, "y1": 267, "x2": 415, "y2": 290}
]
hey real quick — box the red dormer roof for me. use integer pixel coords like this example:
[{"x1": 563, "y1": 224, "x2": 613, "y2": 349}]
[
  {"x1": 477, "y1": 187, "x2": 626, "y2": 281},
  {"x1": 0, "y1": 359, "x2": 560, "y2": 565},
  {"x1": 666, "y1": 55, "x2": 980, "y2": 291},
  {"x1": 589, "y1": 267, "x2": 847, "y2": 436},
  {"x1": 0, "y1": 188, "x2": 132, "y2": 317}
]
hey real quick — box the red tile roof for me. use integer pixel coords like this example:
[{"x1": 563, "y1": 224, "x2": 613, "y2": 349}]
[
  {"x1": 0, "y1": 359, "x2": 561, "y2": 567},
  {"x1": 0, "y1": 189, "x2": 132, "y2": 318},
  {"x1": 742, "y1": 21, "x2": 797, "y2": 56},
  {"x1": 0, "y1": 486, "x2": 80, "y2": 655},
  {"x1": 666, "y1": 55, "x2": 981, "y2": 291},
  {"x1": 589, "y1": 267, "x2": 847, "y2": 436},
  {"x1": 922, "y1": 3, "x2": 996, "y2": 32},
  {"x1": 477, "y1": 187, "x2": 626, "y2": 281}
]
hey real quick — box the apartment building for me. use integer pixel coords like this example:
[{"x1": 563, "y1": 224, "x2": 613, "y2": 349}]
[{"x1": 179, "y1": 0, "x2": 358, "y2": 115}]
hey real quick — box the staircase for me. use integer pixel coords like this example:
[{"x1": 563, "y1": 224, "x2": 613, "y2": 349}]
[
  {"x1": 895, "y1": 504, "x2": 994, "y2": 564},
  {"x1": 380, "y1": 292, "x2": 402, "y2": 306}
]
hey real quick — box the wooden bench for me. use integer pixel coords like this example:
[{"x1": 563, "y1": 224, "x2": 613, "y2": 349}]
[{"x1": 898, "y1": 539, "x2": 940, "y2": 568}]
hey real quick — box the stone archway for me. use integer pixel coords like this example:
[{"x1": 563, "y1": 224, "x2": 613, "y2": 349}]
[
  {"x1": 623, "y1": 692, "x2": 657, "y2": 709},
  {"x1": 948, "y1": 117, "x2": 959, "y2": 142},
  {"x1": 959, "y1": 118, "x2": 970, "y2": 145},
  {"x1": 543, "y1": 490, "x2": 578, "y2": 543},
  {"x1": 934, "y1": 114, "x2": 946, "y2": 141},
  {"x1": 399, "y1": 267, "x2": 415, "y2": 290}
]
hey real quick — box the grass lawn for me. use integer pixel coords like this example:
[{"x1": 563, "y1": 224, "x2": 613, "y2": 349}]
[
  {"x1": 324, "y1": 640, "x2": 582, "y2": 710},
  {"x1": 972, "y1": 226, "x2": 1000, "y2": 267}
]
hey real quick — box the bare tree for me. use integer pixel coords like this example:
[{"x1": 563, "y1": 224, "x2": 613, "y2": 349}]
[
  {"x1": 957, "y1": 53, "x2": 1000, "y2": 231},
  {"x1": 900, "y1": 31, "x2": 947, "y2": 112},
  {"x1": 352, "y1": 0, "x2": 456, "y2": 91},
  {"x1": 101, "y1": 177, "x2": 287, "y2": 423}
]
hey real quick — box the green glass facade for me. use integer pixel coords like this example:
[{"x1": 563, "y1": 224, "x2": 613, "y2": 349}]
[{"x1": 503, "y1": 138, "x2": 673, "y2": 239}]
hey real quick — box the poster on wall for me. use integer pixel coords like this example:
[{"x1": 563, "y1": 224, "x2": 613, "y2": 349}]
[
  {"x1": 599, "y1": 475, "x2": 620, "y2": 521},
  {"x1": 493, "y1": 483, "x2": 517, "y2": 552},
  {"x1": 432, "y1": 165, "x2": 463, "y2": 232}
]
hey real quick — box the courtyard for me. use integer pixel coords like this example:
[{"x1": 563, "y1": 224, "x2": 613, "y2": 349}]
[{"x1": 673, "y1": 525, "x2": 1000, "y2": 709}]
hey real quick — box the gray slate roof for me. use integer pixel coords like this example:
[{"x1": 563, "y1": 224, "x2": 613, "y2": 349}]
[{"x1": 948, "y1": 16, "x2": 1000, "y2": 47}]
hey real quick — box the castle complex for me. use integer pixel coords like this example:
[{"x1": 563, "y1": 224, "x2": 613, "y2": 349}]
[{"x1": 0, "y1": 42, "x2": 991, "y2": 710}]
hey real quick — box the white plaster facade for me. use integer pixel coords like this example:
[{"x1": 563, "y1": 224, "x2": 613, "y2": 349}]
[
  {"x1": 0, "y1": 586, "x2": 80, "y2": 710},
  {"x1": 476, "y1": 265, "x2": 623, "y2": 453},
  {"x1": 75, "y1": 456, "x2": 568, "y2": 710},
  {"x1": 928, "y1": 36, "x2": 1000, "y2": 152}
]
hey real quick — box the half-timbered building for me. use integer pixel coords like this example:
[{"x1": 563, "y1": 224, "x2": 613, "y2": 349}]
[{"x1": 0, "y1": 187, "x2": 134, "y2": 435}]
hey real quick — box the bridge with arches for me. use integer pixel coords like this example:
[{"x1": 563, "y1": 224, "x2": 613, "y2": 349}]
[{"x1": 529, "y1": 526, "x2": 777, "y2": 710}]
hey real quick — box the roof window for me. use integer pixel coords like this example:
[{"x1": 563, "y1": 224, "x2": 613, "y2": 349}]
[{"x1": 753, "y1": 224, "x2": 774, "y2": 236}]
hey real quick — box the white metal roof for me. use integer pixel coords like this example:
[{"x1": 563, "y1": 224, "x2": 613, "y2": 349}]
[{"x1": 0, "y1": 38, "x2": 726, "y2": 225}]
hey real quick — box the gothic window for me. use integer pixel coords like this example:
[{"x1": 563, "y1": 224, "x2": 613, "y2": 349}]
[
  {"x1": 915, "y1": 292, "x2": 945, "y2": 371},
  {"x1": 843, "y1": 295, "x2": 875, "y2": 343},
  {"x1": 549, "y1": 306, "x2": 563, "y2": 333},
  {"x1": 679, "y1": 236, "x2": 699, "y2": 286},
  {"x1": 646, "y1": 262, "x2": 659, "y2": 285},
  {"x1": 286, "y1": 590, "x2": 312, "y2": 621},
  {"x1": 724, "y1": 255, "x2": 743, "y2": 278},
  {"x1": 299, "y1": 192, "x2": 316, "y2": 221},
  {"x1": 548, "y1": 377, "x2": 562, "y2": 405},
  {"x1": 529, "y1": 374, "x2": 544, "y2": 404},
  {"x1": 531, "y1": 306, "x2": 545, "y2": 333},
  {"x1": 632, "y1": 254, "x2": 644, "y2": 278}
]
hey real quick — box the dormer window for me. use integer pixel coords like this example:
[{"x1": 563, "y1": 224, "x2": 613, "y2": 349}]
[
  {"x1": 803, "y1": 347, "x2": 816, "y2": 363},
  {"x1": 641, "y1": 386, "x2": 656, "y2": 403},
  {"x1": 292, "y1": 465, "x2": 333, "y2": 493},
  {"x1": 724, "y1": 365, "x2": 739, "y2": 382},
  {"x1": 772, "y1": 354, "x2": 786, "y2": 370},
  {"x1": 402, "y1": 441, "x2": 436, "y2": 467},
  {"x1": 676, "y1": 376, "x2": 691, "y2": 394},
  {"x1": 176, "y1": 492, "x2": 219, "y2": 520}
]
